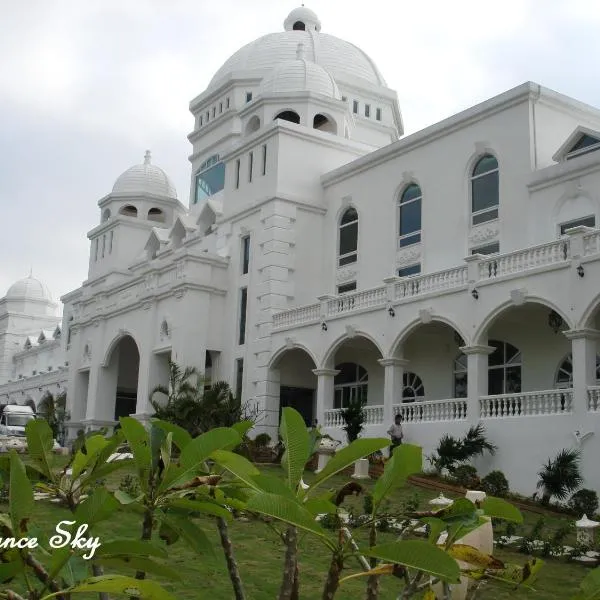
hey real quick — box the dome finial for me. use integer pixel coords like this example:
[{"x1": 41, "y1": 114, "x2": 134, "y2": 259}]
[
  {"x1": 144, "y1": 150, "x2": 152, "y2": 165},
  {"x1": 296, "y1": 42, "x2": 305, "y2": 60}
]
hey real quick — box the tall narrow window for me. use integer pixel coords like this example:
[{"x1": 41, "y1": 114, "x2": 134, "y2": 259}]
[
  {"x1": 94, "y1": 238, "x2": 99, "y2": 262},
  {"x1": 488, "y1": 340, "x2": 521, "y2": 395},
  {"x1": 238, "y1": 287, "x2": 248, "y2": 345},
  {"x1": 241, "y1": 235, "x2": 250, "y2": 274},
  {"x1": 399, "y1": 183, "x2": 422, "y2": 247},
  {"x1": 219, "y1": 102, "x2": 223, "y2": 113},
  {"x1": 194, "y1": 155, "x2": 225, "y2": 204},
  {"x1": 364, "y1": 104, "x2": 371, "y2": 118},
  {"x1": 471, "y1": 154, "x2": 499, "y2": 225},
  {"x1": 101, "y1": 234, "x2": 106, "y2": 258},
  {"x1": 235, "y1": 159, "x2": 241, "y2": 189},
  {"x1": 212, "y1": 106, "x2": 216, "y2": 118},
  {"x1": 206, "y1": 111, "x2": 210, "y2": 122},
  {"x1": 262, "y1": 144, "x2": 267, "y2": 175},
  {"x1": 334, "y1": 363, "x2": 368, "y2": 409},
  {"x1": 376, "y1": 108, "x2": 382, "y2": 121},
  {"x1": 199, "y1": 115, "x2": 203, "y2": 126},
  {"x1": 235, "y1": 358, "x2": 244, "y2": 400},
  {"x1": 352, "y1": 100, "x2": 359, "y2": 114},
  {"x1": 226, "y1": 97, "x2": 230, "y2": 109},
  {"x1": 338, "y1": 207, "x2": 359, "y2": 266},
  {"x1": 248, "y1": 151, "x2": 254, "y2": 182},
  {"x1": 109, "y1": 231, "x2": 114, "y2": 254},
  {"x1": 246, "y1": 92, "x2": 253, "y2": 103}
]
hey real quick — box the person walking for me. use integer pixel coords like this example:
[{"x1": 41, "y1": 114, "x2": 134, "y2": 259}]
[{"x1": 387, "y1": 414, "x2": 404, "y2": 451}]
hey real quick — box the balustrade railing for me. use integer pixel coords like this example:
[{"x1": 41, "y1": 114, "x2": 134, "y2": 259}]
[
  {"x1": 395, "y1": 267, "x2": 468, "y2": 300},
  {"x1": 584, "y1": 232, "x2": 600, "y2": 257},
  {"x1": 272, "y1": 303, "x2": 320, "y2": 329},
  {"x1": 395, "y1": 399, "x2": 467, "y2": 422},
  {"x1": 587, "y1": 386, "x2": 600, "y2": 411},
  {"x1": 327, "y1": 287, "x2": 386, "y2": 316},
  {"x1": 478, "y1": 240, "x2": 569, "y2": 280},
  {"x1": 323, "y1": 405, "x2": 384, "y2": 427},
  {"x1": 480, "y1": 389, "x2": 573, "y2": 418}
]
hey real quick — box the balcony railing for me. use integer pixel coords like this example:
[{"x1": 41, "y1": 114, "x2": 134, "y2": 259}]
[
  {"x1": 584, "y1": 231, "x2": 600, "y2": 257},
  {"x1": 272, "y1": 236, "x2": 579, "y2": 330},
  {"x1": 323, "y1": 405, "x2": 385, "y2": 427},
  {"x1": 480, "y1": 389, "x2": 573, "y2": 418},
  {"x1": 395, "y1": 398, "x2": 467, "y2": 422},
  {"x1": 587, "y1": 386, "x2": 600, "y2": 411}
]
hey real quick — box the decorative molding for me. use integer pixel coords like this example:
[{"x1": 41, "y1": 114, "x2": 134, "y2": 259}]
[
  {"x1": 341, "y1": 195, "x2": 352, "y2": 209},
  {"x1": 336, "y1": 267, "x2": 357, "y2": 283},
  {"x1": 469, "y1": 225, "x2": 499, "y2": 244},
  {"x1": 82, "y1": 342, "x2": 92, "y2": 362},
  {"x1": 160, "y1": 319, "x2": 171, "y2": 341},
  {"x1": 564, "y1": 178, "x2": 583, "y2": 197},
  {"x1": 419, "y1": 308, "x2": 433, "y2": 324},
  {"x1": 510, "y1": 288, "x2": 527, "y2": 306},
  {"x1": 312, "y1": 368, "x2": 340, "y2": 377},
  {"x1": 401, "y1": 170, "x2": 414, "y2": 184},
  {"x1": 378, "y1": 358, "x2": 410, "y2": 368},
  {"x1": 459, "y1": 344, "x2": 495, "y2": 355},
  {"x1": 563, "y1": 328, "x2": 600, "y2": 341},
  {"x1": 396, "y1": 246, "x2": 421, "y2": 266},
  {"x1": 474, "y1": 140, "x2": 490, "y2": 153},
  {"x1": 345, "y1": 325, "x2": 357, "y2": 339},
  {"x1": 284, "y1": 336, "x2": 296, "y2": 350}
]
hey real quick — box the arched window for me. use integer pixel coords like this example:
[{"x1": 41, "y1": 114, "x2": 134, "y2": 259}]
[
  {"x1": 471, "y1": 154, "x2": 499, "y2": 225},
  {"x1": 293, "y1": 21, "x2": 306, "y2": 30},
  {"x1": 120, "y1": 205, "x2": 138, "y2": 217},
  {"x1": 555, "y1": 353, "x2": 600, "y2": 388},
  {"x1": 147, "y1": 208, "x2": 165, "y2": 223},
  {"x1": 102, "y1": 209, "x2": 111, "y2": 222},
  {"x1": 194, "y1": 155, "x2": 225, "y2": 205},
  {"x1": 402, "y1": 372, "x2": 425, "y2": 403},
  {"x1": 338, "y1": 207, "x2": 358, "y2": 266},
  {"x1": 334, "y1": 363, "x2": 368, "y2": 409},
  {"x1": 453, "y1": 354, "x2": 468, "y2": 398},
  {"x1": 488, "y1": 340, "x2": 521, "y2": 395},
  {"x1": 274, "y1": 110, "x2": 300, "y2": 124},
  {"x1": 313, "y1": 114, "x2": 337, "y2": 134},
  {"x1": 399, "y1": 184, "x2": 422, "y2": 247}
]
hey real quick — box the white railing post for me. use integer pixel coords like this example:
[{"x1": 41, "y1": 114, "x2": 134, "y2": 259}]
[
  {"x1": 312, "y1": 368, "x2": 340, "y2": 428},
  {"x1": 461, "y1": 344, "x2": 495, "y2": 422},
  {"x1": 564, "y1": 329, "x2": 600, "y2": 415},
  {"x1": 379, "y1": 357, "x2": 408, "y2": 430}
]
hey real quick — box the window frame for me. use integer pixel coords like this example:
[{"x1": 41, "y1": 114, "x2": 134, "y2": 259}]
[
  {"x1": 238, "y1": 287, "x2": 248, "y2": 345},
  {"x1": 471, "y1": 241, "x2": 500, "y2": 255},
  {"x1": 261, "y1": 144, "x2": 267, "y2": 175},
  {"x1": 376, "y1": 108, "x2": 382, "y2": 121},
  {"x1": 352, "y1": 100, "x2": 359, "y2": 114},
  {"x1": 235, "y1": 358, "x2": 244, "y2": 400},
  {"x1": 248, "y1": 151, "x2": 253, "y2": 182},
  {"x1": 337, "y1": 281, "x2": 357, "y2": 295},
  {"x1": 398, "y1": 264, "x2": 421, "y2": 278},
  {"x1": 470, "y1": 154, "x2": 499, "y2": 225},
  {"x1": 338, "y1": 207, "x2": 359, "y2": 267},
  {"x1": 334, "y1": 363, "x2": 368, "y2": 409},
  {"x1": 364, "y1": 104, "x2": 371, "y2": 118},
  {"x1": 241, "y1": 235, "x2": 250, "y2": 275},
  {"x1": 235, "y1": 159, "x2": 241, "y2": 189},
  {"x1": 559, "y1": 215, "x2": 595, "y2": 236},
  {"x1": 398, "y1": 183, "x2": 422, "y2": 248},
  {"x1": 194, "y1": 155, "x2": 225, "y2": 205}
]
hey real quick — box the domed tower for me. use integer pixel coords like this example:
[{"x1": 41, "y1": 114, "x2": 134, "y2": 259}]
[
  {"x1": 88, "y1": 151, "x2": 185, "y2": 280},
  {"x1": 0, "y1": 275, "x2": 60, "y2": 384}
]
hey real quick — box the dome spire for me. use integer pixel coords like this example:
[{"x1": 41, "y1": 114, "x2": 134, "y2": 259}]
[{"x1": 144, "y1": 150, "x2": 152, "y2": 165}]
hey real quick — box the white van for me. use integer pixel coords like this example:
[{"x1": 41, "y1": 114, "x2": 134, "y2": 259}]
[{"x1": 0, "y1": 405, "x2": 35, "y2": 437}]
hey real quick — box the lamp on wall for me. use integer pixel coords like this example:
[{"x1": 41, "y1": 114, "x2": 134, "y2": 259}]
[
  {"x1": 321, "y1": 321, "x2": 328, "y2": 331},
  {"x1": 548, "y1": 310, "x2": 564, "y2": 334},
  {"x1": 471, "y1": 289, "x2": 479, "y2": 300},
  {"x1": 577, "y1": 264, "x2": 585, "y2": 278},
  {"x1": 388, "y1": 306, "x2": 395, "y2": 317}
]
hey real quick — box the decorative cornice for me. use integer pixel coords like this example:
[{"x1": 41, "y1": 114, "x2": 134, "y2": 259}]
[
  {"x1": 396, "y1": 246, "x2": 421, "y2": 266},
  {"x1": 378, "y1": 358, "x2": 410, "y2": 367},
  {"x1": 336, "y1": 268, "x2": 357, "y2": 283},
  {"x1": 563, "y1": 328, "x2": 600, "y2": 341},
  {"x1": 469, "y1": 225, "x2": 499, "y2": 245},
  {"x1": 460, "y1": 345, "x2": 495, "y2": 355},
  {"x1": 312, "y1": 368, "x2": 340, "y2": 377}
]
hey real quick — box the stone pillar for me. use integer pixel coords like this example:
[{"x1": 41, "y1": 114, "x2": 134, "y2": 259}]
[
  {"x1": 312, "y1": 368, "x2": 339, "y2": 427},
  {"x1": 253, "y1": 365, "x2": 281, "y2": 438},
  {"x1": 564, "y1": 329, "x2": 600, "y2": 415},
  {"x1": 461, "y1": 345, "x2": 494, "y2": 423},
  {"x1": 378, "y1": 358, "x2": 409, "y2": 427}
]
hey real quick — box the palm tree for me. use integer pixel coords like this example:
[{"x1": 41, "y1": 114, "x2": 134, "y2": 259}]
[
  {"x1": 537, "y1": 448, "x2": 583, "y2": 505},
  {"x1": 149, "y1": 360, "x2": 199, "y2": 409},
  {"x1": 37, "y1": 391, "x2": 69, "y2": 445}
]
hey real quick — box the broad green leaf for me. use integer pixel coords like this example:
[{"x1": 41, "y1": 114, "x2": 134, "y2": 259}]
[
  {"x1": 25, "y1": 419, "x2": 55, "y2": 481},
  {"x1": 163, "y1": 428, "x2": 241, "y2": 491},
  {"x1": 434, "y1": 498, "x2": 477, "y2": 524},
  {"x1": 303, "y1": 498, "x2": 338, "y2": 516},
  {"x1": 158, "y1": 519, "x2": 180, "y2": 546},
  {"x1": 160, "y1": 432, "x2": 172, "y2": 475},
  {"x1": 339, "y1": 564, "x2": 396, "y2": 583},
  {"x1": 46, "y1": 547, "x2": 74, "y2": 587},
  {"x1": 96, "y1": 540, "x2": 167, "y2": 559},
  {"x1": 231, "y1": 420, "x2": 254, "y2": 440},
  {"x1": 43, "y1": 575, "x2": 177, "y2": 599},
  {"x1": 120, "y1": 417, "x2": 151, "y2": 486},
  {"x1": 481, "y1": 496, "x2": 523, "y2": 524},
  {"x1": 74, "y1": 487, "x2": 120, "y2": 527},
  {"x1": 0, "y1": 560, "x2": 24, "y2": 582},
  {"x1": 421, "y1": 517, "x2": 447, "y2": 544},
  {"x1": 159, "y1": 513, "x2": 215, "y2": 558},
  {"x1": 447, "y1": 544, "x2": 504, "y2": 569},
  {"x1": 246, "y1": 492, "x2": 334, "y2": 549},
  {"x1": 169, "y1": 499, "x2": 232, "y2": 520},
  {"x1": 114, "y1": 489, "x2": 138, "y2": 505},
  {"x1": 9, "y1": 451, "x2": 33, "y2": 534},
  {"x1": 58, "y1": 554, "x2": 89, "y2": 588},
  {"x1": 364, "y1": 540, "x2": 461, "y2": 583},
  {"x1": 252, "y1": 474, "x2": 296, "y2": 499},
  {"x1": 71, "y1": 435, "x2": 110, "y2": 480},
  {"x1": 311, "y1": 438, "x2": 389, "y2": 491},
  {"x1": 79, "y1": 459, "x2": 133, "y2": 488},
  {"x1": 98, "y1": 556, "x2": 182, "y2": 581},
  {"x1": 279, "y1": 407, "x2": 311, "y2": 492},
  {"x1": 152, "y1": 419, "x2": 192, "y2": 450},
  {"x1": 574, "y1": 564, "x2": 600, "y2": 599},
  {"x1": 150, "y1": 424, "x2": 167, "y2": 475},
  {"x1": 372, "y1": 444, "x2": 421, "y2": 511},
  {"x1": 210, "y1": 449, "x2": 261, "y2": 491}
]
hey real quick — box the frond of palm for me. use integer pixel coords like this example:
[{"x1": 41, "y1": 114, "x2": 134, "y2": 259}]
[
  {"x1": 537, "y1": 448, "x2": 583, "y2": 503},
  {"x1": 461, "y1": 424, "x2": 497, "y2": 458}
]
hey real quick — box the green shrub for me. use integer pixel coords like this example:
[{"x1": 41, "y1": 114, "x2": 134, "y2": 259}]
[
  {"x1": 452, "y1": 464, "x2": 479, "y2": 489},
  {"x1": 481, "y1": 470, "x2": 510, "y2": 498},
  {"x1": 568, "y1": 488, "x2": 599, "y2": 517},
  {"x1": 254, "y1": 433, "x2": 271, "y2": 448}
]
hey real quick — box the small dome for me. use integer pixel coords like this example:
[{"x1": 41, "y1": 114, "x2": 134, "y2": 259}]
[
  {"x1": 6, "y1": 276, "x2": 53, "y2": 303},
  {"x1": 284, "y1": 6, "x2": 321, "y2": 32},
  {"x1": 112, "y1": 151, "x2": 177, "y2": 198},
  {"x1": 260, "y1": 44, "x2": 340, "y2": 99}
]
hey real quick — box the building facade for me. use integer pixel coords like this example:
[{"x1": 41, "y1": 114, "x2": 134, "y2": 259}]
[{"x1": 4, "y1": 6, "x2": 600, "y2": 494}]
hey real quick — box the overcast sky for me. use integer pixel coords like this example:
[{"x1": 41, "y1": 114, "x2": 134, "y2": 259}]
[{"x1": 1, "y1": 0, "x2": 599, "y2": 305}]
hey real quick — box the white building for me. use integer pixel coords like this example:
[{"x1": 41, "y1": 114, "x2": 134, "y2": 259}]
[{"x1": 4, "y1": 6, "x2": 600, "y2": 494}]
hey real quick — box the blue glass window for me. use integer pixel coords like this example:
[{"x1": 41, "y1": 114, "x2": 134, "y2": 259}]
[
  {"x1": 194, "y1": 155, "x2": 225, "y2": 204},
  {"x1": 471, "y1": 155, "x2": 499, "y2": 225},
  {"x1": 399, "y1": 184, "x2": 422, "y2": 247}
]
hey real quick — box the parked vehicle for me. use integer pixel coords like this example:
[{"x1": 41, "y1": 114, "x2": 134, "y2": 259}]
[{"x1": 0, "y1": 405, "x2": 35, "y2": 436}]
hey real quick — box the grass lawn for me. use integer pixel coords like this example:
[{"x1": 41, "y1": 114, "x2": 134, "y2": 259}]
[{"x1": 1, "y1": 463, "x2": 592, "y2": 599}]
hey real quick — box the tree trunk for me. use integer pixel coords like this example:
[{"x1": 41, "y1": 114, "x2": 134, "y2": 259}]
[
  {"x1": 365, "y1": 525, "x2": 379, "y2": 600},
  {"x1": 92, "y1": 563, "x2": 110, "y2": 600},
  {"x1": 135, "y1": 509, "x2": 154, "y2": 580},
  {"x1": 322, "y1": 554, "x2": 343, "y2": 600},
  {"x1": 278, "y1": 526, "x2": 298, "y2": 600},
  {"x1": 216, "y1": 516, "x2": 246, "y2": 600}
]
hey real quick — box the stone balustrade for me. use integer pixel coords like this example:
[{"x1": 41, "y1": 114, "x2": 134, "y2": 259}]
[
  {"x1": 396, "y1": 398, "x2": 468, "y2": 422},
  {"x1": 587, "y1": 386, "x2": 600, "y2": 411},
  {"x1": 480, "y1": 389, "x2": 573, "y2": 418}
]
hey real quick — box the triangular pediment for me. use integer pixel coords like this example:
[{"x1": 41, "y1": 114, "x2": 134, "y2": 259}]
[{"x1": 553, "y1": 126, "x2": 600, "y2": 162}]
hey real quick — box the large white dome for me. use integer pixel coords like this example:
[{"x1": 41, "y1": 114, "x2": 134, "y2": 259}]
[
  {"x1": 6, "y1": 276, "x2": 53, "y2": 303},
  {"x1": 112, "y1": 151, "x2": 177, "y2": 199},
  {"x1": 208, "y1": 8, "x2": 386, "y2": 92},
  {"x1": 260, "y1": 45, "x2": 340, "y2": 99}
]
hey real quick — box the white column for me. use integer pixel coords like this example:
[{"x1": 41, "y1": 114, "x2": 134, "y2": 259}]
[
  {"x1": 378, "y1": 358, "x2": 409, "y2": 426},
  {"x1": 565, "y1": 329, "x2": 600, "y2": 414},
  {"x1": 312, "y1": 368, "x2": 339, "y2": 427},
  {"x1": 461, "y1": 345, "x2": 494, "y2": 423}
]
